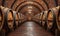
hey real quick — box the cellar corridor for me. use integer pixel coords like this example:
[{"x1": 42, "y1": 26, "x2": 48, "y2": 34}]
[
  {"x1": 7, "y1": 21, "x2": 53, "y2": 36},
  {"x1": 0, "y1": 0, "x2": 60, "y2": 36}
]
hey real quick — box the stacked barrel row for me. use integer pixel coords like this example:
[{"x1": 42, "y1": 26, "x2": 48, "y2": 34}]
[
  {"x1": 33, "y1": 6, "x2": 60, "y2": 36},
  {"x1": 0, "y1": 6, "x2": 27, "y2": 36}
]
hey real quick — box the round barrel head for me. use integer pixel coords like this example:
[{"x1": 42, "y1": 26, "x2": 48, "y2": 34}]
[
  {"x1": 7, "y1": 11, "x2": 14, "y2": 29},
  {"x1": 48, "y1": 11, "x2": 53, "y2": 20},
  {"x1": 47, "y1": 10, "x2": 54, "y2": 29},
  {"x1": 42, "y1": 12, "x2": 45, "y2": 26},
  {"x1": 8, "y1": 12, "x2": 13, "y2": 20}
]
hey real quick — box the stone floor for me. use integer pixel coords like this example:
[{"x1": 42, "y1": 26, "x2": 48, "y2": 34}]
[{"x1": 7, "y1": 21, "x2": 54, "y2": 36}]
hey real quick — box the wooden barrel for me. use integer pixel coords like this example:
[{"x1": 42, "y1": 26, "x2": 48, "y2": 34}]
[
  {"x1": 55, "y1": 8, "x2": 60, "y2": 36},
  {"x1": 52, "y1": 6, "x2": 60, "y2": 36},
  {"x1": 33, "y1": 13, "x2": 40, "y2": 22},
  {"x1": 39, "y1": 13, "x2": 42, "y2": 21},
  {"x1": 13, "y1": 11, "x2": 19, "y2": 28},
  {"x1": 41, "y1": 11, "x2": 47, "y2": 27},
  {"x1": 45, "y1": 9, "x2": 56, "y2": 30},
  {"x1": 0, "y1": 6, "x2": 10, "y2": 32},
  {"x1": 19, "y1": 13, "x2": 25, "y2": 23},
  {"x1": 20, "y1": 13, "x2": 23, "y2": 23},
  {"x1": 17, "y1": 12, "x2": 21, "y2": 26},
  {"x1": 39, "y1": 12, "x2": 43, "y2": 26},
  {"x1": 6, "y1": 9, "x2": 15, "y2": 31},
  {"x1": 57, "y1": 9, "x2": 60, "y2": 30},
  {"x1": 39, "y1": 13, "x2": 41, "y2": 24},
  {"x1": 32, "y1": 13, "x2": 41, "y2": 24},
  {"x1": 20, "y1": 13, "x2": 26, "y2": 23},
  {"x1": 18, "y1": 13, "x2": 21, "y2": 25},
  {"x1": 16, "y1": 12, "x2": 20, "y2": 27},
  {"x1": 0, "y1": 7, "x2": 4, "y2": 31},
  {"x1": 1, "y1": 6, "x2": 16, "y2": 31},
  {"x1": 0, "y1": 6, "x2": 11, "y2": 36},
  {"x1": 52, "y1": 6, "x2": 60, "y2": 31}
]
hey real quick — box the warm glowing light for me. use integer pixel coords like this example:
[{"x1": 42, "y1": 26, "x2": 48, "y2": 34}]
[
  {"x1": 27, "y1": 2, "x2": 33, "y2": 4},
  {"x1": 28, "y1": 9, "x2": 32, "y2": 12},
  {"x1": 28, "y1": 11, "x2": 32, "y2": 14},
  {"x1": 28, "y1": 6, "x2": 33, "y2": 9}
]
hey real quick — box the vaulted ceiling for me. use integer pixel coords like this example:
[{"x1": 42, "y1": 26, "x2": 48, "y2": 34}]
[{"x1": 0, "y1": 0, "x2": 60, "y2": 12}]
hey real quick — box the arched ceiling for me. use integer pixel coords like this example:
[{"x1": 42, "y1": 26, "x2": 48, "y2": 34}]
[
  {"x1": 0, "y1": 0, "x2": 60, "y2": 12},
  {"x1": 0, "y1": 0, "x2": 60, "y2": 20},
  {"x1": 19, "y1": 5, "x2": 41, "y2": 15}
]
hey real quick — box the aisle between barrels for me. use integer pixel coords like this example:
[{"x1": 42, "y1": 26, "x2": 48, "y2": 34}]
[{"x1": 7, "y1": 21, "x2": 54, "y2": 36}]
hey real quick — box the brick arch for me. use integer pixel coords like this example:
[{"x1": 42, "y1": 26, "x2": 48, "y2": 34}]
[
  {"x1": 0, "y1": 0, "x2": 60, "y2": 11},
  {"x1": 15, "y1": 1, "x2": 45, "y2": 11}
]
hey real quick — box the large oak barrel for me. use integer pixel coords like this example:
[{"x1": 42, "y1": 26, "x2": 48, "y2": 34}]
[
  {"x1": 6, "y1": 10, "x2": 15, "y2": 31},
  {"x1": 52, "y1": 6, "x2": 60, "y2": 36},
  {"x1": 41, "y1": 11, "x2": 47, "y2": 27},
  {"x1": 0, "y1": 6, "x2": 15, "y2": 31},
  {"x1": 33, "y1": 13, "x2": 40, "y2": 22},
  {"x1": 39, "y1": 12, "x2": 43, "y2": 26},
  {"x1": 52, "y1": 6, "x2": 60, "y2": 31},
  {"x1": 15, "y1": 12, "x2": 19, "y2": 27},
  {"x1": 39, "y1": 13, "x2": 41, "y2": 24},
  {"x1": 19, "y1": 13, "x2": 23, "y2": 23},
  {"x1": 57, "y1": 9, "x2": 60, "y2": 30},
  {"x1": 55, "y1": 8, "x2": 60, "y2": 36},
  {"x1": 19, "y1": 13, "x2": 26, "y2": 23},
  {"x1": 13, "y1": 11, "x2": 19, "y2": 28},
  {"x1": 31, "y1": 13, "x2": 41, "y2": 25},
  {"x1": 17, "y1": 13, "x2": 21, "y2": 26},
  {"x1": 45, "y1": 9, "x2": 56, "y2": 31},
  {"x1": 0, "y1": 7, "x2": 4, "y2": 31},
  {"x1": 37, "y1": 13, "x2": 42, "y2": 24},
  {"x1": 0, "y1": 6, "x2": 10, "y2": 36}
]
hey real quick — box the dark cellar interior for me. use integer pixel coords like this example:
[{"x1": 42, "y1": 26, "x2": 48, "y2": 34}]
[{"x1": 0, "y1": 0, "x2": 60, "y2": 36}]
